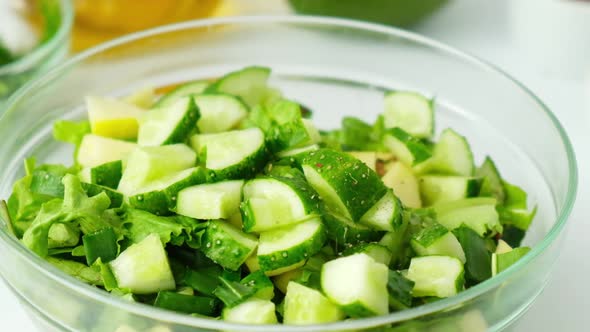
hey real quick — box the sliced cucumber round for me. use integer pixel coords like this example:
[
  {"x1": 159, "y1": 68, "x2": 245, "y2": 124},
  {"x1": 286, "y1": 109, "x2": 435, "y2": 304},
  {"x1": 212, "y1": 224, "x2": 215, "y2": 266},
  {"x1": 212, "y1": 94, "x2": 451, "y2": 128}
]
[
  {"x1": 241, "y1": 176, "x2": 320, "y2": 233},
  {"x1": 257, "y1": 217, "x2": 326, "y2": 273},
  {"x1": 383, "y1": 91, "x2": 434, "y2": 139},
  {"x1": 300, "y1": 149, "x2": 387, "y2": 221},
  {"x1": 137, "y1": 96, "x2": 200, "y2": 146},
  {"x1": 190, "y1": 127, "x2": 268, "y2": 180},
  {"x1": 406, "y1": 255, "x2": 465, "y2": 298},
  {"x1": 117, "y1": 144, "x2": 196, "y2": 196},
  {"x1": 176, "y1": 180, "x2": 244, "y2": 220},
  {"x1": 321, "y1": 253, "x2": 389, "y2": 317},
  {"x1": 284, "y1": 281, "x2": 344, "y2": 325},
  {"x1": 193, "y1": 93, "x2": 248, "y2": 133}
]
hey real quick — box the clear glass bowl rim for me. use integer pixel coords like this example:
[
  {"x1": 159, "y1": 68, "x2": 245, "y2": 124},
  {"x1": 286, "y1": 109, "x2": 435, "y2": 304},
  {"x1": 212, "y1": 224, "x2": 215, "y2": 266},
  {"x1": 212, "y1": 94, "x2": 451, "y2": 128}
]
[
  {"x1": 0, "y1": 0, "x2": 74, "y2": 75},
  {"x1": 0, "y1": 15, "x2": 578, "y2": 332}
]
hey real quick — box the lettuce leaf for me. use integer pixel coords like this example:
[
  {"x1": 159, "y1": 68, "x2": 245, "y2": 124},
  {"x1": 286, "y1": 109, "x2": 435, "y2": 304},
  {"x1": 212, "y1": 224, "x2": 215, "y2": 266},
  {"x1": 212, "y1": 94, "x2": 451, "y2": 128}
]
[{"x1": 46, "y1": 257, "x2": 103, "y2": 286}]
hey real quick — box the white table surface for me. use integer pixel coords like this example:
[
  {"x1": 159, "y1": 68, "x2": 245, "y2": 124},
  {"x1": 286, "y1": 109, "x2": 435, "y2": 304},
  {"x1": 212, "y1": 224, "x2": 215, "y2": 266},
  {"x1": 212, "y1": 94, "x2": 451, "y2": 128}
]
[{"x1": 1, "y1": 0, "x2": 589, "y2": 331}]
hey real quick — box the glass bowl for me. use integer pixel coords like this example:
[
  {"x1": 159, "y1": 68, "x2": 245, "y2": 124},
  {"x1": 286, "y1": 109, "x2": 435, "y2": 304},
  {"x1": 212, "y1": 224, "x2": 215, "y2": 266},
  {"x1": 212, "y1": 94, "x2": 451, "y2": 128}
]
[
  {"x1": 0, "y1": 0, "x2": 73, "y2": 104},
  {"x1": 0, "y1": 16, "x2": 577, "y2": 332}
]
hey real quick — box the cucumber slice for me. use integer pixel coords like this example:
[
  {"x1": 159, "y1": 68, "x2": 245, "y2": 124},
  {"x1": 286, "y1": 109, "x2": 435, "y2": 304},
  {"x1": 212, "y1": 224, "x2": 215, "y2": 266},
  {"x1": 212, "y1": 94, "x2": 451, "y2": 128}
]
[
  {"x1": 192, "y1": 93, "x2": 248, "y2": 133},
  {"x1": 222, "y1": 298, "x2": 277, "y2": 324},
  {"x1": 277, "y1": 144, "x2": 319, "y2": 158},
  {"x1": 434, "y1": 198, "x2": 502, "y2": 236},
  {"x1": 321, "y1": 253, "x2": 389, "y2": 317},
  {"x1": 241, "y1": 177, "x2": 320, "y2": 232},
  {"x1": 190, "y1": 128, "x2": 267, "y2": 180},
  {"x1": 257, "y1": 217, "x2": 326, "y2": 273},
  {"x1": 117, "y1": 144, "x2": 196, "y2": 195},
  {"x1": 176, "y1": 180, "x2": 244, "y2": 220},
  {"x1": 154, "y1": 80, "x2": 209, "y2": 108},
  {"x1": 382, "y1": 162, "x2": 422, "y2": 208},
  {"x1": 284, "y1": 282, "x2": 344, "y2": 324},
  {"x1": 323, "y1": 212, "x2": 383, "y2": 248},
  {"x1": 128, "y1": 167, "x2": 207, "y2": 216},
  {"x1": 241, "y1": 271, "x2": 274, "y2": 300},
  {"x1": 80, "y1": 160, "x2": 123, "y2": 189},
  {"x1": 359, "y1": 189, "x2": 403, "y2": 232},
  {"x1": 300, "y1": 149, "x2": 387, "y2": 221},
  {"x1": 137, "y1": 96, "x2": 200, "y2": 146},
  {"x1": 419, "y1": 175, "x2": 480, "y2": 206},
  {"x1": 109, "y1": 233, "x2": 175, "y2": 294},
  {"x1": 201, "y1": 220, "x2": 258, "y2": 271},
  {"x1": 123, "y1": 86, "x2": 155, "y2": 109},
  {"x1": 383, "y1": 127, "x2": 432, "y2": 167},
  {"x1": 476, "y1": 156, "x2": 506, "y2": 204},
  {"x1": 411, "y1": 222, "x2": 466, "y2": 263},
  {"x1": 415, "y1": 128, "x2": 474, "y2": 176},
  {"x1": 343, "y1": 243, "x2": 392, "y2": 265},
  {"x1": 81, "y1": 182, "x2": 124, "y2": 208},
  {"x1": 348, "y1": 151, "x2": 377, "y2": 171},
  {"x1": 406, "y1": 256, "x2": 465, "y2": 298},
  {"x1": 86, "y1": 96, "x2": 144, "y2": 140},
  {"x1": 383, "y1": 91, "x2": 434, "y2": 139},
  {"x1": 205, "y1": 66, "x2": 271, "y2": 107},
  {"x1": 77, "y1": 134, "x2": 137, "y2": 168},
  {"x1": 491, "y1": 246, "x2": 530, "y2": 276}
]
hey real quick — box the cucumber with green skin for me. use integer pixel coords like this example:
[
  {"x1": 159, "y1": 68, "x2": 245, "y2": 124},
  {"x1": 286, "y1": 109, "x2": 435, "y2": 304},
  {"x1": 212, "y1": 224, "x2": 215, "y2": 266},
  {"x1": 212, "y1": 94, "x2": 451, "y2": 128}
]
[
  {"x1": 434, "y1": 198, "x2": 502, "y2": 236},
  {"x1": 205, "y1": 66, "x2": 271, "y2": 107},
  {"x1": 406, "y1": 255, "x2": 465, "y2": 298},
  {"x1": 284, "y1": 281, "x2": 344, "y2": 324},
  {"x1": 192, "y1": 93, "x2": 248, "y2": 133},
  {"x1": 80, "y1": 160, "x2": 123, "y2": 189},
  {"x1": 419, "y1": 175, "x2": 480, "y2": 206},
  {"x1": 128, "y1": 167, "x2": 208, "y2": 216},
  {"x1": 176, "y1": 180, "x2": 244, "y2": 220},
  {"x1": 384, "y1": 91, "x2": 434, "y2": 139},
  {"x1": 414, "y1": 128, "x2": 475, "y2": 176},
  {"x1": 190, "y1": 128, "x2": 268, "y2": 180},
  {"x1": 201, "y1": 220, "x2": 258, "y2": 271},
  {"x1": 359, "y1": 188, "x2": 403, "y2": 232},
  {"x1": 383, "y1": 127, "x2": 432, "y2": 167},
  {"x1": 323, "y1": 212, "x2": 384, "y2": 249},
  {"x1": 257, "y1": 217, "x2": 326, "y2": 273},
  {"x1": 137, "y1": 96, "x2": 200, "y2": 146},
  {"x1": 342, "y1": 243, "x2": 392, "y2": 265},
  {"x1": 299, "y1": 148, "x2": 387, "y2": 221},
  {"x1": 153, "y1": 80, "x2": 209, "y2": 108},
  {"x1": 241, "y1": 176, "x2": 321, "y2": 233},
  {"x1": 411, "y1": 222, "x2": 466, "y2": 263}
]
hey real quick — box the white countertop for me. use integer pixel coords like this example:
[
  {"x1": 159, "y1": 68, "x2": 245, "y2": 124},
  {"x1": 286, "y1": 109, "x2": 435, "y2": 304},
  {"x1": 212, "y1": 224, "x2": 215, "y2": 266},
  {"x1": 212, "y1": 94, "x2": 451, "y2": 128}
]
[{"x1": 1, "y1": 0, "x2": 589, "y2": 331}]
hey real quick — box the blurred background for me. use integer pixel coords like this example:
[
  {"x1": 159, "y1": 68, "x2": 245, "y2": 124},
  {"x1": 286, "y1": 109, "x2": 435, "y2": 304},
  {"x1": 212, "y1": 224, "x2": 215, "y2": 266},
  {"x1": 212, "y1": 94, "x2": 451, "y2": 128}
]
[{"x1": 0, "y1": 0, "x2": 589, "y2": 331}]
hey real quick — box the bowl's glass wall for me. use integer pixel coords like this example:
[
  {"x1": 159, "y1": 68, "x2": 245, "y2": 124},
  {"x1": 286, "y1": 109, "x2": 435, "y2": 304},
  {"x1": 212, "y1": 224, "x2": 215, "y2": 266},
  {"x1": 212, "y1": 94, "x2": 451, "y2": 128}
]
[{"x1": 0, "y1": 18, "x2": 574, "y2": 332}]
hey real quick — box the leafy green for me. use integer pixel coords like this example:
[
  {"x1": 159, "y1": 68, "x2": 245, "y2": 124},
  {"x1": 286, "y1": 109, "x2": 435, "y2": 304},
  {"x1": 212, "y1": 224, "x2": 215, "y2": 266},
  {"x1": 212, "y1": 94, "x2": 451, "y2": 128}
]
[
  {"x1": 22, "y1": 174, "x2": 113, "y2": 257},
  {"x1": 319, "y1": 116, "x2": 387, "y2": 151},
  {"x1": 121, "y1": 209, "x2": 205, "y2": 249},
  {"x1": 476, "y1": 156, "x2": 506, "y2": 204},
  {"x1": 46, "y1": 257, "x2": 103, "y2": 286},
  {"x1": 453, "y1": 225, "x2": 491, "y2": 284},
  {"x1": 47, "y1": 223, "x2": 80, "y2": 248},
  {"x1": 53, "y1": 120, "x2": 91, "y2": 146},
  {"x1": 213, "y1": 277, "x2": 257, "y2": 308},
  {"x1": 182, "y1": 266, "x2": 223, "y2": 297},
  {"x1": 93, "y1": 258, "x2": 120, "y2": 291}
]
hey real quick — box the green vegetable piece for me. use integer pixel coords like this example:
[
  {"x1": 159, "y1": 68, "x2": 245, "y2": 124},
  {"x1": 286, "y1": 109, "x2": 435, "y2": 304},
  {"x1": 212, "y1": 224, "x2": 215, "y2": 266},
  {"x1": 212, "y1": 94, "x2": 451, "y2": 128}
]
[
  {"x1": 48, "y1": 223, "x2": 80, "y2": 249},
  {"x1": 453, "y1": 226, "x2": 492, "y2": 283},
  {"x1": 88, "y1": 160, "x2": 123, "y2": 189},
  {"x1": 476, "y1": 156, "x2": 506, "y2": 204},
  {"x1": 213, "y1": 277, "x2": 257, "y2": 308},
  {"x1": 122, "y1": 209, "x2": 204, "y2": 248},
  {"x1": 222, "y1": 298, "x2": 278, "y2": 324},
  {"x1": 83, "y1": 227, "x2": 118, "y2": 265},
  {"x1": 387, "y1": 270, "x2": 415, "y2": 310},
  {"x1": 154, "y1": 291, "x2": 218, "y2": 315},
  {"x1": 492, "y1": 247, "x2": 531, "y2": 276},
  {"x1": 53, "y1": 120, "x2": 91, "y2": 156},
  {"x1": 284, "y1": 281, "x2": 344, "y2": 324},
  {"x1": 383, "y1": 127, "x2": 432, "y2": 166},
  {"x1": 500, "y1": 225, "x2": 526, "y2": 248},
  {"x1": 411, "y1": 222, "x2": 466, "y2": 263},
  {"x1": 201, "y1": 220, "x2": 258, "y2": 271},
  {"x1": 182, "y1": 267, "x2": 223, "y2": 297},
  {"x1": 46, "y1": 257, "x2": 103, "y2": 286},
  {"x1": 240, "y1": 271, "x2": 274, "y2": 300}
]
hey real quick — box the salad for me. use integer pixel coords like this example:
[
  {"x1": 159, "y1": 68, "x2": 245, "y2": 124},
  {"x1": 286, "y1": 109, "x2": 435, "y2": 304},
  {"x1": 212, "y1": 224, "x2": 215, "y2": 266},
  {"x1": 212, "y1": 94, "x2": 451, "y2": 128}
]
[{"x1": 2, "y1": 66, "x2": 537, "y2": 327}]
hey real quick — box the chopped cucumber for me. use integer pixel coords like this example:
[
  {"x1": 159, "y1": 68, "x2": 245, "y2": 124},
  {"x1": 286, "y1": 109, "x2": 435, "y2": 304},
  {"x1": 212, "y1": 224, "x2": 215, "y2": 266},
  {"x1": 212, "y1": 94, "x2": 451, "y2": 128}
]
[
  {"x1": 154, "y1": 80, "x2": 209, "y2": 108},
  {"x1": 476, "y1": 156, "x2": 506, "y2": 204},
  {"x1": 137, "y1": 96, "x2": 200, "y2": 146},
  {"x1": 277, "y1": 144, "x2": 319, "y2": 158},
  {"x1": 117, "y1": 144, "x2": 196, "y2": 195},
  {"x1": 222, "y1": 298, "x2": 277, "y2": 324},
  {"x1": 343, "y1": 243, "x2": 392, "y2": 265},
  {"x1": 383, "y1": 127, "x2": 432, "y2": 167},
  {"x1": 241, "y1": 176, "x2": 320, "y2": 233},
  {"x1": 109, "y1": 234, "x2": 175, "y2": 294},
  {"x1": 300, "y1": 149, "x2": 387, "y2": 221},
  {"x1": 415, "y1": 128, "x2": 474, "y2": 176},
  {"x1": 284, "y1": 282, "x2": 344, "y2": 324},
  {"x1": 434, "y1": 198, "x2": 502, "y2": 236},
  {"x1": 201, "y1": 220, "x2": 258, "y2": 271},
  {"x1": 81, "y1": 160, "x2": 123, "y2": 189},
  {"x1": 192, "y1": 93, "x2": 248, "y2": 133},
  {"x1": 128, "y1": 167, "x2": 207, "y2": 216},
  {"x1": 83, "y1": 227, "x2": 118, "y2": 265},
  {"x1": 176, "y1": 180, "x2": 244, "y2": 220},
  {"x1": 491, "y1": 246, "x2": 530, "y2": 276},
  {"x1": 382, "y1": 162, "x2": 422, "y2": 208},
  {"x1": 359, "y1": 189, "x2": 403, "y2": 232},
  {"x1": 321, "y1": 253, "x2": 389, "y2": 317},
  {"x1": 123, "y1": 86, "x2": 155, "y2": 109},
  {"x1": 406, "y1": 256, "x2": 465, "y2": 298},
  {"x1": 257, "y1": 217, "x2": 326, "y2": 273},
  {"x1": 205, "y1": 66, "x2": 271, "y2": 107},
  {"x1": 323, "y1": 212, "x2": 383, "y2": 248},
  {"x1": 387, "y1": 270, "x2": 415, "y2": 310},
  {"x1": 190, "y1": 128, "x2": 267, "y2": 180},
  {"x1": 419, "y1": 175, "x2": 480, "y2": 206},
  {"x1": 241, "y1": 270, "x2": 274, "y2": 300},
  {"x1": 411, "y1": 222, "x2": 466, "y2": 263},
  {"x1": 77, "y1": 134, "x2": 137, "y2": 168},
  {"x1": 383, "y1": 91, "x2": 434, "y2": 139},
  {"x1": 86, "y1": 96, "x2": 144, "y2": 140},
  {"x1": 348, "y1": 151, "x2": 377, "y2": 171}
]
